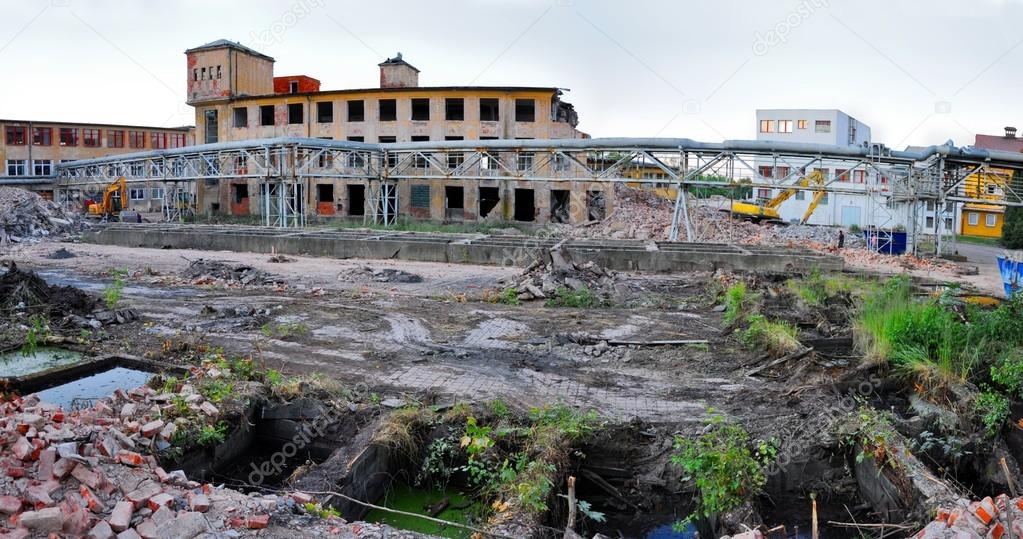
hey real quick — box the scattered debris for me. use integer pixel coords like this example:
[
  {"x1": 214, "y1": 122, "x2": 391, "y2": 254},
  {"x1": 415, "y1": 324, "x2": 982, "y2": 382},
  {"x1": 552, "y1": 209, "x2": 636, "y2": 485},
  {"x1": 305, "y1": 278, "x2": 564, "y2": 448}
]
[
  {"x1": 337, "y1": 266, "x2": 423, "y2": 283},
  {"x1": 913, "y1": 494, "x2": 1023, "y2": 538},
  {"x1": 47, "y1": 248, "x2": 76, "y2": 260},
  {"x1": 0, "y1": 187, "x2": 88, "y2": 246},
  {"x1": 0, "y1": 262, "x2": 98, "y2": 319},
  {"x1": 509, "y1": 253, "x2": 617, "y2": 301},
  {"x1": 268, "y1": 253, "x2": 293, "y2": 263},
  {"x1": 180, "y1": 258, "x2": 278, "y2": 286}
]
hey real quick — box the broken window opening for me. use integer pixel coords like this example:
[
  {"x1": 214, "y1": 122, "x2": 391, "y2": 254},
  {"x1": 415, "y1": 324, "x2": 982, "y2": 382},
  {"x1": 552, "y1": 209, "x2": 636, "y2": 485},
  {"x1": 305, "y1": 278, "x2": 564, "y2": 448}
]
[
  {"x1": 347, "y1": 184, "x2": 366, "y2": 216},
  {"x1": 550, "y1": 189, "x2": 570, "y2": 223},
  {"x1": 233, "y1": 184, "x2": 249, "y2": 204},
  {"x1": 348, "y1": 100, "x2": 365, "y2": 122},
  {"x1": 514, "y1": 188, "x2": 535, "y2": 222},
  {"x1": 479, "y1": 187, "x2": 500, "y2": 219},
  {"x1": 233, "y1": 107, "x2": 247, "y2": 128},
  {"x1": 411, "y1": 136, "x2": 429, "y2": 168},
  {"x1": 515, "y1": 99, "x2": 535, "y2": 122},
  {"x1": 480, "y1": 98, "x2": 499, "y2": 122},
  {"x1": 445, "y1": 98, "x2": 464, "y2": 121},
  {"x1": 445, "y1": 136, "x2": 464, "y2": 169},
  {"x1": 317, "y1": 102, "x2": 333, "y2": 123},
  {"x1": 445, "y1": 186, "x2": 464, "y2": 209},
  {"x1": 260, "y1": 105, "x2": 275, "y2": 127},
  {"x1": 317, "y1": 184, "x2": 334, "y2": 202},
  {"x1": 289, "y1": 80, "x2": 299, "y2": 94},
  {"x1": 288, "y1": 103, "x2": 303, "y2": 124},
  {"x1": 204, "y1": 110, "x2": 218, "y2": 144},
  {"x1": 411, "y1": 98, "x2": 430, "y2": 121},
  {"x1": 379, "y1": 99, "x2": 397, "y2": 122},
  {"x1": 587, "y1": 190, "x2": 606, "y2": 221}
]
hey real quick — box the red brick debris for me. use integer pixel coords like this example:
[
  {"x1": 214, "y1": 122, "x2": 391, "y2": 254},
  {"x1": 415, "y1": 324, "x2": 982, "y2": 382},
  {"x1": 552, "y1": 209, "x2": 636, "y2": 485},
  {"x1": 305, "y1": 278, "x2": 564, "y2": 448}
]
[
  {"x1": 0, "y1": 383, "x2": 386, "y2": 538},
  {"x1": 914, "y1": 494, "x2": 1022, "y2": 538}
]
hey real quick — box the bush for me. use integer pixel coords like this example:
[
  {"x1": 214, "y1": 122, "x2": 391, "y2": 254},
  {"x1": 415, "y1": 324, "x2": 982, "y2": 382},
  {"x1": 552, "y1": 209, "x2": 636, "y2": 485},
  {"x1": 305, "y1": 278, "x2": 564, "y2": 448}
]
[
  {"x1": 671, "y1": 413, "x2": 774, "y2": 525},
  {"x1": 545, "y1": 286, "x2": 604, "y2": 308},
  {"x1": 1002, "y1": 191, "x2": 1023, "y2": 248},
  {"x1": 974, "y1": 390, "x2": 1010, "y2": 438},
  {"x1": 991, "y1": 348, "x2": 1023, "y2": 398}
]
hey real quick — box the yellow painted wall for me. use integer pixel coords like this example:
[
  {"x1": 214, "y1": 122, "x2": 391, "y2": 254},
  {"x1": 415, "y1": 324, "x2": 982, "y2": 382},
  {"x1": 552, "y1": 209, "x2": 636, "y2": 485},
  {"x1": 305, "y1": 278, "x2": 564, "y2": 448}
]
[{"x1": 961, "y1": 207, "x2": 1003, "y2": 238}]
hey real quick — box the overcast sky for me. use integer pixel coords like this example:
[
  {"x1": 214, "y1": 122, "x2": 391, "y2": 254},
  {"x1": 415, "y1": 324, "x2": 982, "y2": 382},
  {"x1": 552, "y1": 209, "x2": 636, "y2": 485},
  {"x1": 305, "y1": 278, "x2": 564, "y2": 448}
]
[{"x1": 2, "y1": 0, "x2": 1021, "y2": 148}]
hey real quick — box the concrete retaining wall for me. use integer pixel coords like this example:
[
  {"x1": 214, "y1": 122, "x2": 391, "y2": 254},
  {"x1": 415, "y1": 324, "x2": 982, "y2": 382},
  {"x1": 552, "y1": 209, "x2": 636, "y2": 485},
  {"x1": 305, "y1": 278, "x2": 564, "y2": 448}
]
[{"x1": 83, "y1": 223, "x2": 844, "y2": 273}]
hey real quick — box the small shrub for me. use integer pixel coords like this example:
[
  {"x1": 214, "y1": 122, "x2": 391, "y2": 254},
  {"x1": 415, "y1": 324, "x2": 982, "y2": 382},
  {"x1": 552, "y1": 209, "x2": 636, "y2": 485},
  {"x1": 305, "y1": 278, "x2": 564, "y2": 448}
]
[
  {"x1": 20, "y1": 315, "x2": 48, "y2": 357},
  {"x1": 991, "y1": 348, "x2": 1023, "y2": 399},
  {"x1": 197, "y1": 422, "x2": 229, "y2": 446},
  {"x1": 103, "y1": 267, "x2": 128, "y2": 310},
  {"x1": 264, "y1": 369, "x2": 284, "y2": 387},
  {"x1": 975, "y1": 390, "x2": 1010, "y2": 438},
  {"x1": 498, "y1": 288, "x2": 520, "y2": 305},
  {"x1": 545, "y1": 286, "x2": 604, "y2": 308},
  {"x1": 303, "y1": 502, "x2": 341, "y2": 519},
  {"x1": 840, "y1": 406, "x2": 901, "y2": 470},
  {"x1": 723, "y1": 282, "x2": 748, "y2": 325},
  {"x1": 199, "y1": 380, "x2": 233, "y2": 403}
]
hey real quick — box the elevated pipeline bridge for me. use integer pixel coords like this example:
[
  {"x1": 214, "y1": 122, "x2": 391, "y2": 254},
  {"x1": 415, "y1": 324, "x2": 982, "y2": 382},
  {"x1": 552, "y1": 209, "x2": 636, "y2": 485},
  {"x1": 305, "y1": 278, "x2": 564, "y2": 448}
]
[{"x1": 54, "y1": 137, "x2": 1023, "y2": 256}]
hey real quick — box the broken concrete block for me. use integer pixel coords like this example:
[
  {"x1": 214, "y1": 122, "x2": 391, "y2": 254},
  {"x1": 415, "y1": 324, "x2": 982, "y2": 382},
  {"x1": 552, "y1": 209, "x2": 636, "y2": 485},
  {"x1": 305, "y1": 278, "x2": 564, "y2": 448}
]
[
  {"x1": 140, "y1": 421, "x2": 164, "y2": 438},
  {"x1": 117, "y1": 450, "x2": 144, "y2": 467},
  {"x1": 18, "y1": 506, "x2": 62, "y2": 532},
  {"x1": 188, "y1": 493, "x2": 209, "y2": 513},
  {"x1": 125, "y1": 481, "x2": 162, "y2": 510},
  {"x1": 116, "y1": 529, "x2": 143, "y2": 539},
  {"x1": 0, "y1": 495, "x2": 21, "y2": 514},
  {"x1": 146, "y1": 492, "x2": 173, "y2": 512},
  {"x1": 81, "y1": 485, "x2": 107, "y2": 513},
  {"x1": 88, "y1": 520, "x2": 116, "y2": 539},
  {"x1": 110, "y1": 501, "x2": 133, "y2": 532},
  {"x1": 11, "y1": 436, "x2": 32, "y2": 461},
  {"x1": 155, "y1": 511, "x2": 208, "y2": 539},
  {"x1": 52, "y1": 457, "x2": 76, "y2": 479}
]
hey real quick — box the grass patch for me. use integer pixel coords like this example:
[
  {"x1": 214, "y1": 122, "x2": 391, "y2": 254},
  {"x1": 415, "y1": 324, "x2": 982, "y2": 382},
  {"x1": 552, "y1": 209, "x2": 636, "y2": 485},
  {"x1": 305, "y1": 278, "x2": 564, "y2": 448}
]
[
  {"x1": 545, "y1": 286, "x2": 605, "y2": 308},
  {"x1": 741, "y1": 315, "x2": 801, "y2": 356},
  {"x1": 722, "y1": 282, "x2": 749, "y2": 325},
  {"x1": 956, "y1": 234, "x2": 1001, "y2": 247}
]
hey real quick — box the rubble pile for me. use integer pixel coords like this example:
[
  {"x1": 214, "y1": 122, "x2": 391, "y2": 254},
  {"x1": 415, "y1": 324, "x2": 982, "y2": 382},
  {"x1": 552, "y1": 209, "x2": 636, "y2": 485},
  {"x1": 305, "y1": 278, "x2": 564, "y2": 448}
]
[
  {"x1": 0, "y1": 262, "x2": 98, "y2": 318},
  {"x1": 0, "y1": 187, "x2": 88, "y2": 246},
  {"x1": 180, "y1": 259, "x2": 279, "y2": 286},
  {"x1": 337, "y1": 266, "x2": 423, "y2": 284},
  {"x1": 506, "y1": 252, "x2": 617, "y2": 301},
  {"x1": 0, "y1": 380, "x2": 406, "y2": 538},
  {"x1": 914, "y1": 494, "x2": 1023, "y2": 538}
]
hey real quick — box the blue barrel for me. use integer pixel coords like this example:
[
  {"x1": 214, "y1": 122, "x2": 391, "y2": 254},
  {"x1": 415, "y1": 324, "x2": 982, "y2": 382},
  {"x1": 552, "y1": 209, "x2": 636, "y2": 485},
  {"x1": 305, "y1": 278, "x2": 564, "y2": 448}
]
[
  {"x1": 863, "y1": 229, "x2": 908, "y2": 255},
  {"x1": 997, "y1": 256, "x2": 1023, "y2": 297}
]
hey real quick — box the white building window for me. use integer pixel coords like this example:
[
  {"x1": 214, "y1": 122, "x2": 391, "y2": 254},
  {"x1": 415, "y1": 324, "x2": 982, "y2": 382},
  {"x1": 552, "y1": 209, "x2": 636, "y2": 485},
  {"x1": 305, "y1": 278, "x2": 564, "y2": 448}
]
[
  {"x1": 926, "y1": 216, "x2": 934, "y2": 228},
  {"x1": 151, "y1": 188, "x2": 165, "y2": 200},
  {"x1": 815, "y1": 120, "x2": 831, "y2": 133},
  {"x1": 759, "y1": 120, "x2": 775, "y2": 133},
  {"x1": 32, "y1": 160, "x2": 52, "y2": 176},
  {"x1": 129, "y1": 188, "x2": 146, "y2": 201},
  {"x1": 778, "y1": 120, "x2": 792, "y2": 133},
  {"x1": 797, "y1": 120, "x2": 807, "y2": 130},
  {"x1": 986, "y1": 213, "x2": 997, "y2": 227},
  {"x1": 757, "y1": 188, "x2": 772, "y2": 199},
  {"x1": 5, "y1": 160, "x2": 26, "y2": 176},
  {"x1": 968, "y1": 212, "x2": 979, "y2": 226}
]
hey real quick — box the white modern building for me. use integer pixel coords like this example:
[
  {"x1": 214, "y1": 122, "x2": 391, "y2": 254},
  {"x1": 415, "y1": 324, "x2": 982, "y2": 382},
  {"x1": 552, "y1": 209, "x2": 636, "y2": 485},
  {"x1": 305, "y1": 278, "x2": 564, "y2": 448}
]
[{"x1": 751, "y1": 109, "x2": 951, "y2": 233}]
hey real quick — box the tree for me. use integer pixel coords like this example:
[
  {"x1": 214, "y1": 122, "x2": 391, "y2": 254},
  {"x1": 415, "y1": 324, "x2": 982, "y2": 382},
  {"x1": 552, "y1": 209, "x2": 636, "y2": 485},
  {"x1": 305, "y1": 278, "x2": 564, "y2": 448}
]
[{"x1": 1003, "y1": 171, "x2": 1023, "y2": 249}]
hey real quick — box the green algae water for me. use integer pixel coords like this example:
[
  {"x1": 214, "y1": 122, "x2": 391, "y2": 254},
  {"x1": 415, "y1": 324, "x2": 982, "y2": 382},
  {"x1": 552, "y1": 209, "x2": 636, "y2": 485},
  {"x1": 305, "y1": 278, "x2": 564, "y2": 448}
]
[
  {"x1": 365, "y1": 485, "x2": 482, "y2": 538},
  {"x1": 0, "y1": 347, "x2": 83, "y2": 377}
]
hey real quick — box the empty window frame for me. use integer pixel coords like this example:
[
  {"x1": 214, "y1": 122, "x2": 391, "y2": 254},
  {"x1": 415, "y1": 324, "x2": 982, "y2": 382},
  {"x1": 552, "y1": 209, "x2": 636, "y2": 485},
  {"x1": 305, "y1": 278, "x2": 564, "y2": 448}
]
[
  {"x1": 5, "y1": 160, "x2": 25, "y2": 176},
  {"x1": 445, "y1": 98, "x2": 464, "y2": 121},
  {"x1": 411, "y1": 136, "x2": 429, "y2": 167},
  {"x1": 515, "y1": 99, "x2": 535, "y2": 122},
  {"x1": 480, "y1": 98, "x2": 499, "y2": 121},
  {"x1": 32, "y1": 160, "x2": 51, "y2": 176},
  {"x1": 5, "y1": 126, "x2": 25, "y2": 145},
  {"x1": 81, "y1": 129, "x2": 101, "y2": 147},
  {"x1": 778, "y1": 120, "x2": 792, "y2": 133},
  {"x1": 59, "y1": 128, "x2": 79, "y2": 147},
  {"x1": 347, "y1": 136, "x2": 365, "y2": 167},
  {"x1": 379, "y1": 99, "x2": 397, "y2": 121},
  {"x1": 759, "y1": 120, "x2": 774, "y2": 133},
  {"x1": 151, "y1": 188, "x2": 165, "y2": 200},
  {"x1": 260, "y1": 105, "x2": 275, "y2": 126},
  {"x1": 128, "y1": 130, "x2": 145, "y2": 149},
  {"x1": 107, "y1": 130, "x2": 124, "y2": 148},
  {"x1": 289, "y1": 80, "x2": 299, "y2": 94},
  {"x1": 815, "y1": 120, "x2": 832, "y2": 133},
  {"x1": 151, "y1": 132, "x2": 168, "y2": 149},
  {"x1": 411, "y1": 98, "x2": 430, "y2": 121},
  {"x1": 170, "y1": 133, "x2": 186, "y2": 148},
  {"x1": 379, "y1": 136, "x2": 397, "y2": 167},
  {"x1": 129, "y1": 188, "x2": 146, "y2": 201},
  {"x1": 233, "y1": 107, "x2": 248, "y2": 128},
  {"x1": 445, "y1": 136, "x2": 464, "y2": 168},
  {"x1": 32, "y1": 127, "x2": 51, "y2": 146},
  {"x1": 288, "y1": 103, "x2": 303, "y2": 124},
  {"x1": 316, "y1": 102, "x2": 333, "y2": 123},
  {"x1": 348, "y1": 100, "x2": 365, "y2": 122}
]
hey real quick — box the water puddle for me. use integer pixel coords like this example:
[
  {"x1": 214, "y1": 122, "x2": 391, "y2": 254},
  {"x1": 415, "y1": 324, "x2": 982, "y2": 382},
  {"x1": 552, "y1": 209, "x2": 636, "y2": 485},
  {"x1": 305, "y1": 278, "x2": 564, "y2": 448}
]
[
  {"x1": 33, "y1": 367, "x2": 153, "y2": 409},
  {"x1": 0, "y1": 347, "x2": 83, "y2": 377},
  {"x1": 365, "y1": 485, "x2": 482, "y2": 539}
]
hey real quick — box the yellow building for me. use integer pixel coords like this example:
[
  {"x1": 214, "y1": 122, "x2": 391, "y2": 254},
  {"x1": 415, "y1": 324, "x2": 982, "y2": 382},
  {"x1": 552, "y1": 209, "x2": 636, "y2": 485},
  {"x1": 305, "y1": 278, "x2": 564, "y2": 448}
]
[{"x1": 960, "y1": 169, "x2": 1009, "y2": 238}]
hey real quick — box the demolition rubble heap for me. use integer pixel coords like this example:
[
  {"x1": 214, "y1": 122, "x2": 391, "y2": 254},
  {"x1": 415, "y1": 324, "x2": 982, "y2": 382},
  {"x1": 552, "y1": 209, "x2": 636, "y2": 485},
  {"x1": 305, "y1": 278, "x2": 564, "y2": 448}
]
[
  {"x1": 505, "y1": 251, "x2": 618, "y2": 301},
  {"x1": 0, "y1": 383, "x2": 410, "y2": 538},
  {"x1": 0, "y1": 262, "x2": 136, "y2": 328},
  {"x1": 914, "y1": 494, "x2": 1023, "y2": 538},
  {"x1": 0, "y1": 187, "x2": 87, "y2": 246},
  {"x1": 180, "y1": 259, "x2": 280, "y2": 287}
]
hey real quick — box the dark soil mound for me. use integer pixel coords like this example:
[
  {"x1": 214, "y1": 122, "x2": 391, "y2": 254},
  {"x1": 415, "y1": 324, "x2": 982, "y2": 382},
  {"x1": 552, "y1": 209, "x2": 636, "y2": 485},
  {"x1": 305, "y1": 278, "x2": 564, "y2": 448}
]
[{"x1": 0, "y1": 262, "x2": 98, "y2": 317}]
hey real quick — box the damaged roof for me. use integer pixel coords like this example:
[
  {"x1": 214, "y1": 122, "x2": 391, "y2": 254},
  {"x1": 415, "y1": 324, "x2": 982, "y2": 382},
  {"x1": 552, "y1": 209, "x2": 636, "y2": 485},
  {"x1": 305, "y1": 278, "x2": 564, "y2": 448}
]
[{"x1": 185, "y1": 39, "x2": 275, "y2": 62}]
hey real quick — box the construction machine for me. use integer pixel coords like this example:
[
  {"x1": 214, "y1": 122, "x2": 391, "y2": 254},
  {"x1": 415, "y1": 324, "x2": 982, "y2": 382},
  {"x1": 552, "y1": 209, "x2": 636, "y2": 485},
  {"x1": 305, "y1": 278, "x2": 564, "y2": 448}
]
[
  {"x1": 86, "y1": 177, "x2": 127, "y2": 220},
  {"x1": 728, "y1": 169, "x2": 827, "y2": 224}
]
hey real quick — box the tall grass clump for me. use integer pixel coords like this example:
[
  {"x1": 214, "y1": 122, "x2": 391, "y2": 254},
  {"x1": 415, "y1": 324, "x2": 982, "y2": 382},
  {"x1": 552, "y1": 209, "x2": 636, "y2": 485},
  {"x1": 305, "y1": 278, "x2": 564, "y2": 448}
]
[
  {"x1": 742, "y1": 315, "x2": 801, "y2": 356},
  {"x1": 723, "y1": 282, "x2": 748, "y2": 325}
]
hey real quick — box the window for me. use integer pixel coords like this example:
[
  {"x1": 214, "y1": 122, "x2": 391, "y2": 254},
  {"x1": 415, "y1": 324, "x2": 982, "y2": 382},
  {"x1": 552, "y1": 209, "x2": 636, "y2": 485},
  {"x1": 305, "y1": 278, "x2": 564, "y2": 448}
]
[
  {"x1": 757, "y1": 188, "x2": 771, "y2": 199},
  {"x1": 348, "y1": 100, "x2": 364, "y2": 122},
  {"x1": 795, "y1": 190, "x2": 805, "y2": 201},
  {"x1": 170, "y1": 133, "x2": 186, "y2": 148},
  {"x1": 379, "y1": 136, "x2": 397, "y2": 166},
  {"x1": 480, "y1": 98, "x2": 499, "y2": 121},
  {"x1": 59, "y1": 128, "x2": 78, "y2": 147},
  {"x1": 32, "y1": 127, "x2": 51, "y2": 146},
  {"x1": 32, "y1": 160, "x2": 52, "y2": 176},
  {"x1": 411, "y1": 98, "x2": 429, "y2": 121},
  {"x1": 797, "y1": 120, "x2": 807, "y2": 129},
  {"x1": 852, "y1": 170, "x2": 866, "y2": 183},
  {"x1": 411, "y1": 136, "x2": 429, "y2": 167},
  {"x1": 151, "y1": 188, "x2": 164, "y2": 200},
  {"x1": 410, "y1": 185, "x2": 430, "y2": 208},
  {"x1": 986, "y1": 213, "x2": 997, "y2": 227},
  {"x1": 289, "y1": 80, "x2": 298, "y2": 94},
  {"x1": 151, "y1": 132, "x2": 168, "y2": 149},
  {"x1": 835, "y1": 169, "x2": 848, "y2": 182},
  {"x1": 759, "y1": 120, "x2": 774, "y2": 133},
  {"x1": 5, "y1": 126, "x2": 26, "y2": 145},
  {"x1": 260, "y1": 105, "x2": 275, "y2": 126},
  {"x1": 129, "y1": 130, "x2": 145, "y2": 149},
  {"x1": 968, "y1": 212, "x2": 979, "y2": 226},
  {"x1": 987, "y1": 184, "x2": 998, "y2": 195},
  {"x1": 926, "y1": 216, "x2": 934, "y2": 228},
  {"x1": 379, "y1": 99, "x2": 396, "y2": 121},
  {"x1": 82, "y1": 129, "x2": 101, "y2": 147},
  {"x1": 819, "y1": 193, "x2": 829, "y2": 205},
  {"x1": 216, "y1": 65, "x2": 222, "y2": 79},
  {"x1": 445, "y1": 98, "x2": 464, "y2": 121},
  {"x1": 515, "y1": 99, "x2": 535, "y2": 122},
  {"x1": 815, "y1": 120, "x2": 831, "y2": 133},
  {"x1": 107, "y1": 130, "x2": 124, "y2": 148},
  {"x1": 926, "y1": 201, "x2": 935, "y2": 211},
  {"x1": 316, "y1": 102, "x2": 333, "y2": 123},
  {"x1": 129, "y1": 188, "x2": 146, "y2": 201},
  {"x1": 288, "y1": 103, "x2": 303, "y2": 124},
  {"x1": 778, "y1": 120, "x2": 792, "y2": 133},
  {"x1": 5, "y1": 160, "x2": 26, "y2": 176},
  {"x1": 347, "y1": 136, "x2": 365, "y2": 167},
  {"x1": 233, "y1": 107, "x2": 248, "y2": 128},
  {"x1": 446, "y1": 136, "x2": 463, "y2": 168}
]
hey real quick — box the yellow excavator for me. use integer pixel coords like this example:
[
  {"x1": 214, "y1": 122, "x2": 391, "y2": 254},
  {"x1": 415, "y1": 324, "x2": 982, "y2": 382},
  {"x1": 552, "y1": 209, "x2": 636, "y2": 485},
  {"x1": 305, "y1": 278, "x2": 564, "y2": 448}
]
[
  {"x1": 729, "y1": 169, "x2": 827, "y2": 224},
  {"x1": 86, "y1": 177, "x2": 127, "y2": 219}
]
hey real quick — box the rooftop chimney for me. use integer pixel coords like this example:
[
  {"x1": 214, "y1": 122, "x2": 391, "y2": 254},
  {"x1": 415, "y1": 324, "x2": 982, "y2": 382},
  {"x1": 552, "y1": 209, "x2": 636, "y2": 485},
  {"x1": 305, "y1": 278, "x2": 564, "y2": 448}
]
[
  {"x1": 1006, "y1": 126, "x2": 1017, "y2": 138},
  {"x1": 379, "y1": 53, "x2": 420, "y2": 88}
]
